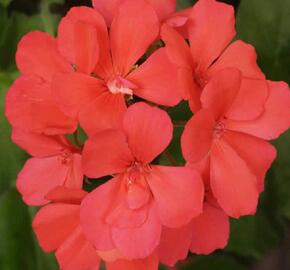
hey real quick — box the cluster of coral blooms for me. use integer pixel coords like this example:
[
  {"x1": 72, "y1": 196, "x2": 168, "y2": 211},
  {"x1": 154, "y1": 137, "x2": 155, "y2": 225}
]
[{"x1": 5, "y1": 0, "x2": 290, "y2": 269}]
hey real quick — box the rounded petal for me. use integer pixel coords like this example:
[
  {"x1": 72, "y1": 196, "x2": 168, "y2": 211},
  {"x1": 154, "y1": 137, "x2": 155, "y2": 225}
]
[
  {"x1": 181, "y1": 110, "x2": 215, "y2": 163},
  {"x1": 128, "y1": 48, "x2": 181, "y2": 106},
  {"x1": 123, "y1": 102, "x2": 173, "y2": 163},
  {"x1": 16, "y1": 157, "x2": 70, "y2": 206},
  {"x1": 226, "y1": 81, "x2": 290, "y2": 140},
  {"x1": 188, "y1": 0, "x2": 236, "y2": 69},
  {"x1": 32, "y1": 203, "x2": 80, "y2": 252},
  {"x1": 106, "y1": 251, "x2": 158, "y2": 270},
  {"x1": 45, "y1": 187, "x2": 87, "y2": 205},
  {"x1": 82, "y1": 129, "x2": 133, "y2": 178},
  {"x1": 111, "y1": 203, "x2": 161, "y2": 258},
  {"x1": 210, "y1": 139, "x2": 259, "y2": 218},
  {"x1": 148, "y1": 165, "x2": 204, "y2": 227},
  {"x1": 11, "y1": 129, "x2": 71, "y2": 157},
  {"x1": 79, "y1": 92, "x2": 127, "y2": 137},
  {"x1": 159, "y1": 224, "x2": 192, "y2": 266},
  {"x1": 56, "y1": 226, "x2": 101, "y2": 270},
  {"x1": 190, "y1": 203, "x2": 229, "y2": 255},
  {"x1": 64, "y1": 153, "x2": 84, "y2": 189},
  {"x1": 201, "y1": 68, "x2": 242, "y2": 118},
  {"x1": 80, "y1": 179, "x2": 120, "y2": 251},
  {"x1": 209, "y1": 40, "x2": 265, "y2": 79},
  {"x1": 224, "y1": 131, "x2": 277, "y2": 192},
  {"x1": 16, "y1": 31, "x2": 71, "y2": 82},
  {"x1": 58, "y1": 7, "x2": 112, "y2": 78},
  {"x1": 52, "y1": 73, "x2": 103, "y2": 119},
  {"x1": 147, "y1": 0, "x2": 176, "y2": 21},
  {"x1": 5, "y1": 76, "x2": 77, "y2": 135},
  {"x1": 110, "y1": 0, "x2": 159, "y2": 75}
]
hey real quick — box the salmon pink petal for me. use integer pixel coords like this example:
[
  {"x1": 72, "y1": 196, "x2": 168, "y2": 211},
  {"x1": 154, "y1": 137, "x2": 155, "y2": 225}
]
[
  {"x1": 111, "y1": 203, "x2": 161, "y2": 258},
  {"x1": 147, "y1": 0, "x2": 176, "y2": 21},
  {"x1": 64, "y1": 153, "x2": 83, "y2": 189},
  {"x1": 201, "y1": 68, "x2": 242, "y2": 118},
  {"x1": 148, "y1": 166, "x2": 204, "y2": 227},
  {"x1": 226, "y1": 81, "x2": 290, "y2": 140},
  {"x1": 224, "y1": 131, "x2": 276, "y2": 192},
  {"x1": 110, "y1": 0, "x2": 159, "y2": 75},
  {"x1": 128, "y1": 48, "x2": 181, "y2": 106},
  {"x1": 161, "y1": 24, "x2": 193, "y2": 69},
  {"x1": 56, "y1": 226, "x2": 101, "y2": 270},
  {"x1": 80, "y1": 179, "x2": 119, "y2": 251},
  {"x1": 225, "y1": 79, "x2": 269, "y2": 121},
  {"x1": 106, "y1": 251, "x2": 158, "y2": 270},
  {"x1": 123, "y1": 102, "x2": 173, "y2": 163},
  {"x1": 209, "y1": 40, "x2": 265, "y2": 79},
  {"x1": 127, "y1": 184, "x2": 150, "y2": 210},
  {"x1": 16, "y1": 156, "x2": 70, "y2": 205},
  {"x1": 45, "y1": 187, "x2": 87, "y2": 205},
  {"x1": 210, "y1": 139, "x2": 259, "y2": 218},
  {"x1": 52, "y1": 73, "x2": 103, "y2": 118},
  {"x1": 79, "y1": 92, "x2": 127, "y2": 136},
  {"x1": 190, "y1": 203, "x2": 229, "y2": 254},
  {"x1": 32, "y1": 203, "x2": 80, "y2": 252},
  {"x1": 188, "y1": 0, "x2": 236, "y2": 69},
  {"x1": 97, "y1": 249, "x2": 123, "y2": 262},
  {"x1": 11, "y1": 129, "x2": 71, "y2": 157},
  {"x1": 82, "y1": 130, "x2": 133, "y2": 178},
  {"x1": 58, "y1": 7, "x2": 112, "y2": 78},
  {"x1": 5, "y1": 76, "x2": 77, "y2": 135},
  {"x1": 92, "y1": 0, "x2": 122, "y2": 26},
  {"x1": 181, "y1": 110, "x2": 215, "y2": 163},
  {"x1": 159, "y1": 224, "x2": 192, "y2": 266},
  {"x1": 16, "y1": 31, "x2": 71, "y2": 82}
]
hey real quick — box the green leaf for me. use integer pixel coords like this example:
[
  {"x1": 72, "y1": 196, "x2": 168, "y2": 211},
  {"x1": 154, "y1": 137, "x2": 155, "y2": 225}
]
[
  {"x1": 177, "y1": 0, "x2": 196, "y2": 10},
  {"x1": 236, "y1": 0, "x2": 290, "y2": 83}
]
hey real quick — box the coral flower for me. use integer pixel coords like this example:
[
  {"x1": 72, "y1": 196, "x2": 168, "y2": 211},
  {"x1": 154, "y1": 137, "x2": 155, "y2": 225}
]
[
  {"x1": 33, "y1": 187, "x2": 101, "y2": 270},
  {"x1": 182, "y1": 68, "x2": 290, "y2": 218},
  {"x1": 80, "y1": 102, "x2": 204, "y2": 259},
  {"x1": 162, "y1": 0, "x2": 266, "y2": 112},
  {"x1": 53, "y1": 0, "x2": 182, "y2": 136},
  {"x1": 13, "y1": 129, "x2": 83, "y2": 205}
]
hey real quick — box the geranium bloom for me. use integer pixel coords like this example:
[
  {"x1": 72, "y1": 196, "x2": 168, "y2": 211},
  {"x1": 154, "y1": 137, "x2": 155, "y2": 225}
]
[
  {"x1": 92, "y1": 0, "x2": 190, "y2": 33},
  {"x1": 159, "y1": 193, "x2": 229, "y2": 266},
  {"x1": 53, "y1": 0, "x2": 181, "y2": 136},
  {"x1": 161, "y1": 0, "x2": 266, "y2": 112},
  {"x1": 182, "y1": 68, "x2": 290, "y2": 218},
  {"x1": 13, "y1": 129, "x2": 83, "y2": 205},
  {"x1": 33, "y1": 187, "x2": 101, "y2": 270},
  {"x1": 80, "y1": 102, "x2": 204, "y2": 259}
]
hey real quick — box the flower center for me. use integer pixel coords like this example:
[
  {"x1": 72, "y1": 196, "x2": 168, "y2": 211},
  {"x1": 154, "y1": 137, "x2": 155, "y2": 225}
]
[
  {"x1": 193, "y1": 69, "x2": 208, "y2": 89},
  {"x1": 107, "y1": 76, "x2": 137, "y2": 95},
  {"x1": 57, "y1": 149, "x2": 72, "y2": 165},
  {"x1": 213, "y1": 120, "x2": 226, "y2": 139}
]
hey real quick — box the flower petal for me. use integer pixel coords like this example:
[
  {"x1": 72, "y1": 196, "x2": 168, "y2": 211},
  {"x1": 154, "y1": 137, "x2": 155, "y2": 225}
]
[
  {"x1": 56, "y1": 226, "x2": 101, "y2": 270},
  {"x1": 33, "y1": 203, "x2": 80, "y2": 252},
  {"x1": 190, "y1": 203, "x2": 229, "y2": 255},
  {"x1": 147, "y1": 0, "x2": 176, "y2": 21},
  {"x1": 52, "y1": 73, "x2": 103, "y2": 119},
  {"x1": 110, "y1": 0, "x2": 159, "y2": 75},
  {"x1": 209, "y1": 40, "x2": 265, "y2": 79},
  {"x1": 128, "y1": 48, "x2": 181, "y2": 106},
  {"x1": 64, "y1": 153, "x2": 83, "y2": 189},
  {"x1": 181, "y1": 109, "x2": 215, "y2": 163},
  {"x1": 224, "y1": 131, "x2": 277, "y2": 192},
  {"x1": 82, "y1": 130, "x2": 133, "y2": 178},
  {"x1": 210, "y1": 139, "x2": 259, "y2": 218},
  {"x1": 5, "y1": 76, "x2": 77, "y2": 135},
  {"x1": 188, "y1": 0, "x2": 236, "y2": 69},
  {"x1": 148, "y1": 165, "x2": 204, "y2": 227},
  {"x1": 111, "y1": 203, "x2": 161, "y2": 258},
  {"x1": 16, "y1": 31, "x2": 71, "y2": 82},
  {"x1": 79, "y1": 92, "x2": 127, "y2": 137},
  {"x1": 123, "y1": 102, "x2": 173, "y2": 163},
  {"x1": 16, "y1": 156, "x2": 70, "y2": 206},
  {"x1": 159, "y1": 224, "x2": 192, "y2": 266},
  {"x1": 226, "y1": 81, "x2": 290, "y2": 140}
]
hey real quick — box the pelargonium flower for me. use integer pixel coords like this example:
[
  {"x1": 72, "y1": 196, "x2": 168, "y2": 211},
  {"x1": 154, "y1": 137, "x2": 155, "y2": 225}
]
[
  {"x1": 80, "y1": 102, "x2": 204, "y2": 259},
  {"x1": 13, "y1": 129, "x2": 83, "y2": 205},
  {"x1": 182, "y1": 68, "x2": 290, "y2": 218},
  {"x1": 162, "y1": 0, "x2": 266, "y2": 112},
  {"x1": 53, "y1": 0, "x2": 182, "y2": 136}
]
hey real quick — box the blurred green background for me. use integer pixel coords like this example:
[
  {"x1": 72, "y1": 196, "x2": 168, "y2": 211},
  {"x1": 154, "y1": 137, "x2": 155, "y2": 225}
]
[{"x1": 0, "y1": 0, "x2": 289, "y2": 269}]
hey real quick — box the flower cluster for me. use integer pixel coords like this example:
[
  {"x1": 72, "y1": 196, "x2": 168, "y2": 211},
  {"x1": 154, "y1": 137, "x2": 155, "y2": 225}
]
[{"x1": 5, "y1": 0, "x2": 290, "y2": 269}]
